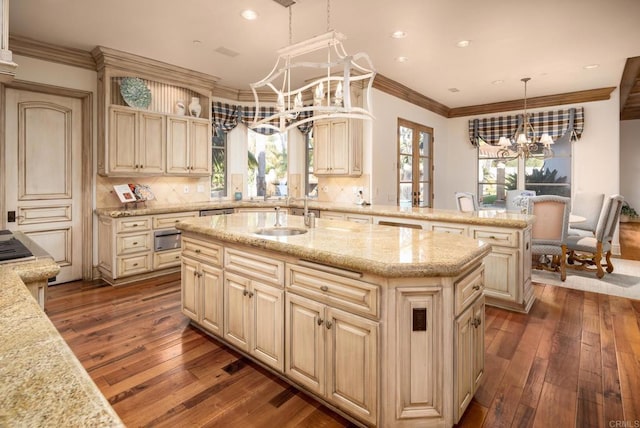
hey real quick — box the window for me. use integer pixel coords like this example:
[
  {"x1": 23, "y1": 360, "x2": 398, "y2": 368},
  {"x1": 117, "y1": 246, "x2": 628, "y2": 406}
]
[
  {"x1": 477, "y1": 135, "x2": 571, "y2": 209},
  {"x1": 247, "y1": 130, "x2": 288, "y2": 198},
  {"x1": 305, "y1": 130, "x2": 318, "y2": 197},
  {"x1": 398, "y1": 118, "x2": 433, "y2": 207},
  {"x1": 211, "y1": 128, "x2": 227, "y2": 198}
]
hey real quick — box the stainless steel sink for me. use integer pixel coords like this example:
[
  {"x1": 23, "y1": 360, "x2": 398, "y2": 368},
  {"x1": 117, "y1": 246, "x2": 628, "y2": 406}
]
[{"x1": 254, "y1": 227, "x2": 308, "y2": 236}]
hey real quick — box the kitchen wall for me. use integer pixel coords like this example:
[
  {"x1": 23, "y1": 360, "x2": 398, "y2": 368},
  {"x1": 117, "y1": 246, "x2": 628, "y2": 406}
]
[{"x1": 621, "y1": 119, "x2": 640, "y2": 211}]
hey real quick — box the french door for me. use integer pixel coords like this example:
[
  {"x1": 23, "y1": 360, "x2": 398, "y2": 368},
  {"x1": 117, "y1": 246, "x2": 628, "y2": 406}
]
[{"x1": 398, "y1": 118, "x2": 433, "y2": 207}]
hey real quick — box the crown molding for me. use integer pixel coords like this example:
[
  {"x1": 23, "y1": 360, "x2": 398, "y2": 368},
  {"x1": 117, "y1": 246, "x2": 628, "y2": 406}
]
[
  {"x1": 448, "y1": 87, "x2": 616, "y2": 118},
  {"x1": 372, "y1": 73, "x2": 450, "y2": 117},
  {"x1": 9, "y1": 34, "x2": 95, "y2": 70}
]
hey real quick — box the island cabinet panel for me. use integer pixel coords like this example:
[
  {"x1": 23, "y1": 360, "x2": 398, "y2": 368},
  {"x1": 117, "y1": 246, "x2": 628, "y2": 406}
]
[
  {"x1": 181, "y1": 253, "x2": 224, "y2": 337},
  {"x1": 224, "y1": 271, "x2": 284, "y2": 371}
]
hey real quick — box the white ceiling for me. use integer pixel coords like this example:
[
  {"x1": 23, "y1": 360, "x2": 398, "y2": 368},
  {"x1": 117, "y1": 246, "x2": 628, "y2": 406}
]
[{"x1": 9, "y1": 0, "x2": 640, "y2": 108}]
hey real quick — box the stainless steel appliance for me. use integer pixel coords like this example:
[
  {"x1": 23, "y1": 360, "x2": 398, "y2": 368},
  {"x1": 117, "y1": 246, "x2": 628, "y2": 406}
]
[
  {"x1": 0, "y1": 230, "x2": 35, "y2": 263},
  {"x1": 154, "y1": 229, "x2": 181, "y2": 252},
  {"x1": 199, "y1": 208, "x2": 235, "y2": 216}
]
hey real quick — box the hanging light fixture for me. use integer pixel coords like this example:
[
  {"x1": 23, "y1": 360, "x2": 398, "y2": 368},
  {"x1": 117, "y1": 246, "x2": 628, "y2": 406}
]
[
  {"x1": 249, "y1": 0, "x2": 376, "y2": 133},
  {"x1": 497, "y1": 78, "x2": 554, "y2": 159}
]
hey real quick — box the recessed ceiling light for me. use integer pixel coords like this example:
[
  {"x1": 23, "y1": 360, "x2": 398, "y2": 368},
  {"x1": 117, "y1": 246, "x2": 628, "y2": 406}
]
[
  {"x1": 492, "y1": 79, "x2": 504, "y2": 85},
  {"x1": 391, "y1": 31, "x2": 407, "y2": 39},
  {"x1": 192, "y1": 40, "x2": 202, "y2": 46},
  {"x1": 456, "y1": 40, "x2": 470, "y2": 48},
  {"x1": 241, "y1": 9, "x2": 258, "y2": 20},
  {"x1": 583, "y1": 64, "x2": 599, "y2": 70},
  {"x1": 395, "y1": 56, "x2": 409, "y2": 63}
]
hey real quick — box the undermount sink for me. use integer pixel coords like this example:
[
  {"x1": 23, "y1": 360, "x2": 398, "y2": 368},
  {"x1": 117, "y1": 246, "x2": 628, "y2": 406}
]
[{"x1": 254, "y1": 227, "x2": 308, "y2": 236}]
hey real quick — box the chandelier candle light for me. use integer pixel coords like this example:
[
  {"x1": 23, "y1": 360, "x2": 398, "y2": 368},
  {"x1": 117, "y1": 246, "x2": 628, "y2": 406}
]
[
  {"x1": 250, "y1": 0, "x2": 376, "y2": 133},
  {"x1": 497, "y1": 77, "x2": 554, "y2": 159}
]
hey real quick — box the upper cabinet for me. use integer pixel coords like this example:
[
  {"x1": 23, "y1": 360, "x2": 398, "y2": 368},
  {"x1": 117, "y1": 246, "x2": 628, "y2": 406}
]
[
  {"x1": 314, "y1": 118, "x2": 362, "y2": 176},
  {"x1": 93, "y1": 46, "x2": 217, "y2": 177}
]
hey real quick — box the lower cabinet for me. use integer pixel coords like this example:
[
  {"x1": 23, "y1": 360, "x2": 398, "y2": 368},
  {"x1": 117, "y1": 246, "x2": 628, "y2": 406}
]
[
  {"x1": 285, "y1": 292, "x2": 378, "y2": 425},
  {"x1": 181, "y1": 256, "x2": 224, "y2": 337},
  {"x1": 454, "y1": 297, "x2": 485, "y2": 422},
  {"x1": 224, "y1": 271, "x2": 284, "y2": 371}
]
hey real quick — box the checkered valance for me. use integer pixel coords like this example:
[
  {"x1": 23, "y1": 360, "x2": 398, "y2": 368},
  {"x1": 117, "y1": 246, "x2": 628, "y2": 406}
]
[
  {"x1": 211, "y1": 102, "x2": 313, "y2": 136},
  {"x1": 468, "y1": 107, "x2": 584, "y2": 147}
]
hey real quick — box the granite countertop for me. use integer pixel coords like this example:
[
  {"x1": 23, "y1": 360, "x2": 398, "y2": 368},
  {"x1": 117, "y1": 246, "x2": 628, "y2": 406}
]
[
  {"x1": 0, "y1": 240, "x2": 124, "y2": 427},
  {"x1": 176, "y1": 212, "x2": 492, "y2": 278},
  {"x1": 96, "y1": 200, "x2": 535, "y2": 229}
]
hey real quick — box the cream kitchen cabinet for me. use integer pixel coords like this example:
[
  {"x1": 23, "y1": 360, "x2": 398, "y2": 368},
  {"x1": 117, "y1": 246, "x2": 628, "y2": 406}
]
[
  {"x1": 321, "y1": 211, "x2": 371, "y2": 224},
  {"x1": 314, "y1": 118, "x2": 362, "y2": 176},
  {"x1": 107, "y1": 106, "x2": 166, "y2": 175},
  {"x1": 286, "y1": 292, "x2": 378, "y2": 425},
  {"x1": 181, "y1": 254, "x2": 224, "y2": 337},
  {"x1": 166, "y1": 116, "x2": 211, "y2": 176}
]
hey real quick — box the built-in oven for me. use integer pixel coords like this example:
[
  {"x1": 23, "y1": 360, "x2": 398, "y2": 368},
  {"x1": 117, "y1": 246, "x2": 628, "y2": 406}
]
[{"x1": 154, "y1": 229, "x2": 181, "y2": 252}]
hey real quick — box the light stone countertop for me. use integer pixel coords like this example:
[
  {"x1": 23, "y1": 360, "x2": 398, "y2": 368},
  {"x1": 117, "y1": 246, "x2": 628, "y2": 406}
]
[
  {"x1": 96, "y1": 200, "x2": 535, "y2": 229},
  {"x1": 176, "y1": 212, "x2": 492, "y2": 278},
  {"x1": 0, "y1": 248, "x2": 124, "y2": 427}
]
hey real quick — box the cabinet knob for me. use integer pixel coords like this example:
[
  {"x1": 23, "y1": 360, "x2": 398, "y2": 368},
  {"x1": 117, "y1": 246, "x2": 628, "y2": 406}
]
[
  {"x1": 132, "y1": 223, "x2": 138, "y2": 227},
  {"x1": 317, "y1": 317, "x2": 324, "y2": 326},
  {"x1": 175, "y1": 255, "x2": 180, "y2": 260},
  {"x1": 133, "y1": 263, "x2": 138, "y2": 267},
  {"x1": 472, "y1": 317, "x2": 482, "y2": 328},
  {"x1": 320, "y1": 285, "x2": 329, "y2": 292},
  {"x1": 133, "y1": 242, "x2": 138, "y2": 245},
  {"x1": 325, "y1": 320, "x2": 333, "y2": 329},
  {"x1": 248, "y1": 291, "x2": 254, "y2": 298},
  {"x1": 243, "y1": 289, "x2": 248, "y2": 296}
]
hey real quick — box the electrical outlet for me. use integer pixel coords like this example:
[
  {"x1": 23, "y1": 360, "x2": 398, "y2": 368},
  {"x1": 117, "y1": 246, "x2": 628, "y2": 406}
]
[{"x1": 183, "y1": 185, "x2": 189, "y2": 193}]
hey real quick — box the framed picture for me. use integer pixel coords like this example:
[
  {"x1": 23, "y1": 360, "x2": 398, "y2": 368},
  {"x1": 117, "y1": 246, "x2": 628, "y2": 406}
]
[{"x1": 113, "y1": 184, "x2": 136, "y2": 203}]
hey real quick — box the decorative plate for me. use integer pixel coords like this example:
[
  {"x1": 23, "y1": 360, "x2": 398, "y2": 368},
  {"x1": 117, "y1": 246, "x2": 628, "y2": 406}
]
[
  {"x1": 134, "y1": 184, "x2": 155, "y2": 201},
  {"x1": 120, "y1": 77, "x2": 152, "y2": 109}
]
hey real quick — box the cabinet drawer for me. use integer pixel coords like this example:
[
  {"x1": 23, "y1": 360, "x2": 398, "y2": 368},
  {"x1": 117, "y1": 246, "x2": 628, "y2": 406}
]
[
  {"x1": 224, "y1": 248, "x2": 285, "y2": 287},
  {"x1": 182, "y1": 237, "x2": 223, "y2": 267},
  {"x1": 154, "y1": 249, "x2": 182, "y2": 270},
  {"x1": 470, "y1": 227, "x2": 518, "y2": 248},
  {"x1": 455, "y1": 265, "x2": 484, "y2": 316},
  {"x1": 115, "y1": 217, "x2": 152, "y2": 233},
  {"x1": 430, "y1": 222, "x2": 468, "y2": 235},
  {"x1": 116, "y1": 232, "x2": 152, "y2": 255},
  {"x1": 118, "y1": 253, "x2": 152, "y2": 277},
  {"x1": 288, "y1": 264, "x2": 379, "y2": 318},
  {"x1": 345, "y1": 214, "x2": 371, "y2": 224},
  {"x1": 153, "y1": 211, "x2": 198, "y2": 229}
]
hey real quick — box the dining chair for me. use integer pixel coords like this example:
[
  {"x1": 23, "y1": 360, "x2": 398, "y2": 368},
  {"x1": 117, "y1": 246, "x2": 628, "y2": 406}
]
[
  {"x1": 566, "y1": 194, "x2": 624, "y2": 278},
  {"x1": 527, "y1": 195, "x2": 571, "y2": 281},
  {"x1": 568, "y1": 192, "x2": 605, "y2": 237},
  {"x1": 455, "y1": 192, "x2": 478, "y2": 212}
]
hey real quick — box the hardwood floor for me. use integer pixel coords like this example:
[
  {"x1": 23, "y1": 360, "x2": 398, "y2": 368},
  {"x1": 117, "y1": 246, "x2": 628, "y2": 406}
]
[
  {"x1": 46, "y1": 275, "x2": 640, "y2": 427},
  {"x1": 619, "y1": 221, "x2": 640, "y2": 261}
]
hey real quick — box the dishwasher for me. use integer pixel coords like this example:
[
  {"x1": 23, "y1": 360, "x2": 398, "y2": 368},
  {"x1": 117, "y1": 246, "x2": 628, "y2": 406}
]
[{"x1": 199, "y1": 208, "x2": 235, "y2": 216}]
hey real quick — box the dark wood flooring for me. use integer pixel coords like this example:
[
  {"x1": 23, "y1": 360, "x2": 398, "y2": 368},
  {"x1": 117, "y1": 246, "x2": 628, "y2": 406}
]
[
  {"x1": 46, "y1": 275, "x2": 640, "y2": 427},
  {"x1": 619, "y1": 221, "x2": 640, "y2": 261}
]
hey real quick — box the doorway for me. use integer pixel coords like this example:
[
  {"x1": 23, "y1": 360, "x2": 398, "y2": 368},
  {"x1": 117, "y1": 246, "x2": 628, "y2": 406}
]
[
  {"x1": 398, "y1": 118, "x2": 434, "y2": 207},
  {"x1": 1, "y1": 81, "x2": 92, "y2": 283}
]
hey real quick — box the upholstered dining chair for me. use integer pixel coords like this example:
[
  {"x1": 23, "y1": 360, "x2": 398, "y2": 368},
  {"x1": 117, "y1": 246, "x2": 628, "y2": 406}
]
[
  {"x1": 568, "y1": 192, "x2": 605, "y2": 237},
  {"x1": 566, "y1": 194, "x2": 624, "y2": 278},
  {"x1": 527, "y1": 195, "x2": 571, "y2": 281},
  {"x1": 455, "y1": 192, "x2": 478, "y2": 212}
]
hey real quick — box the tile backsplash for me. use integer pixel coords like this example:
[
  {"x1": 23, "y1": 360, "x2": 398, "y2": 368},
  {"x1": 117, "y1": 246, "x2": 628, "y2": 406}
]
[
  {"x1": 96, "y1": 176, "x2": 211, "y2": 209},
  {"x1": 316, "y1": 175, "x2": 370, "y2": 204}
]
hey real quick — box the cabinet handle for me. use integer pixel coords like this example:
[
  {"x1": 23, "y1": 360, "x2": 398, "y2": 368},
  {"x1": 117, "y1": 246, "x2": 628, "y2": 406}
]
[
  {"x1": 133, "y1": 242, "x2": 138, "y2": 245},
  {"x1": 317, "y1": 317, "x2": 324, "y2": 326},
  {"x1": 472, "y1": 284, "x2": 481, "y2": 291},
  {"x1": 320, "y1": 285, "x2": 329, "y2": 292},
  {"x1": 194, "y1": 249, "x2": 201, "y2": 253},
  {"x1": 243, "y1": 289, "x2": 248, "y2": 296},
  {"x1": 133, "y1": 263, "x2": 138, "y2": 267},
  {"x1": 175, "y1": 255, "x2": 180, "y2": 259},
  {"x1": 132, "y1": 223, "x2": 138, "y2": 227},
  {"x1": 472, "y1": 318, "x2": 482, "y2": 328},
  {"x1": 325, "y1": 320, "x2": 333, "y2": 329},
  {"x1": 248, "y1": 291, "x2": 254, "y2": 298}
]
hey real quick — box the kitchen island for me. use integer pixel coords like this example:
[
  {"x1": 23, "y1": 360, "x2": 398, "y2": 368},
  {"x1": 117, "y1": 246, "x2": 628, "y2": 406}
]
[{"x1": 176, "y1": 212, "x2": 492, "y2": 427}]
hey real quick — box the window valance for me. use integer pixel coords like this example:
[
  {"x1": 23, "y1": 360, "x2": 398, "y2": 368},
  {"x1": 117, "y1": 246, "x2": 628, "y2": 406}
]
[
  {"x1": 211, "y1": 102, "x2": 314, "y2": 136},
  {"x1": 468, "y1": 107, "x2": 584, "y2": 147}
]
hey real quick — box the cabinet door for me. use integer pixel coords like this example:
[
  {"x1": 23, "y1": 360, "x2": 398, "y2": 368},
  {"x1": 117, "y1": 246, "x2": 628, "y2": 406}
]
[
  {"x1": 325, "y1": 307, "x2": 378, "y2": 425},
  {"x1": 189, "y1": 120, "x2": 212, "y2": 175},
  {"x1": 201, "y1": 264, "x2": 224, "y2": 337},
  {"x1": 108, "y1": 107, "x2": 137, "y2": 173},
  {"x1": 181, "y1": 257, "x2": 200, "y2": 321},
  {"x1": 314, "y1": 121, "x2": 331, "y2": 174},
  {"x1": 138, "y1": 112, "x2": 165, "y2": 173},
  {"x1": 166, "y1": 116, "x2": 190, "y2": 174},
  {"x1": 250, "y1": 281, "x2": 284, "y2": 371},
  {"x1": 328, "y1": 119, "x2": 349, "y2": 174},
  {"x1": 483, "y1": 247, "x2": 519, "y2": 302},
  {"x1": 454, "y1": 305, "x2": 474, "y2": 422},
  {"x1": 472, "y1": 298, "x2": 485, "y2": 392},
  {"x1": 285, "y1": 293, "x2": 325, "y2": 396},
  {"x1": 224, "y1": 272, "x2": 251, "y2": 352}
]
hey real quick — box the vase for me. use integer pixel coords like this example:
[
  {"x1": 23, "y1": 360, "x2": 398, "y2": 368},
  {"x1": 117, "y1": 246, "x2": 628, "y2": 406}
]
[
  {"x1": 175, "y1": 100, "x2": 185, "y2": 115},
  {"x1": 189, "y1": 97, "x2": 201, "y2": 118}
]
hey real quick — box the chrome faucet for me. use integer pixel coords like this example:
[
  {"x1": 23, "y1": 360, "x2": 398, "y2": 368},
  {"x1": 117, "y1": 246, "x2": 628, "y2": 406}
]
[{"x1": 287, "y1": 195, "x2": 309, "y2": 216}]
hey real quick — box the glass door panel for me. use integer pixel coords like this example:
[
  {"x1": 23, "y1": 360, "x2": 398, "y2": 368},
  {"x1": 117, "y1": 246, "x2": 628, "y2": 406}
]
[{"x1": 398, "y1": 119, "x2": 433, "y2": 207}]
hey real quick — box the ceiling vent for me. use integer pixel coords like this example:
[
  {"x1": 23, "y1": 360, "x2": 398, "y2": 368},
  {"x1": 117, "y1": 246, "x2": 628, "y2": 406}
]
[{"x1": 215, "y1": 47, "x2": 240, "y2": 58}]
